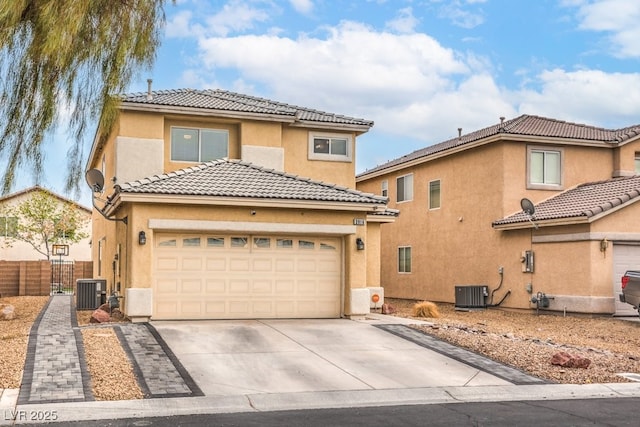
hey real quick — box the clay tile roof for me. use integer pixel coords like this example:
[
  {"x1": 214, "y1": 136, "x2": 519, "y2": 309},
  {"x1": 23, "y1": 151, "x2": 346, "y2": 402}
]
[
  {"x1": 116, "y1": 159, "x2": 388, "y2": 206},
  {"x1": 121, "y1": 89, "x2": 373, "y2": 127},
  {"x1": 359, "y1": 115, "x2": 640, "y2": 177},
  {"x1": 493, "y1": 175, "x2": 640, "y2": 227}
]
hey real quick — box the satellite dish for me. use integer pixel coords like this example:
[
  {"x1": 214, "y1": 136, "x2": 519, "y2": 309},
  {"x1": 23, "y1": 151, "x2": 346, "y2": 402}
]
[
  {"x1": 85, "y1": 169, "x2": 105, "y2": 193},
  {"x1": 520, "y1": 198, "x2": 535, "y2": 216}
]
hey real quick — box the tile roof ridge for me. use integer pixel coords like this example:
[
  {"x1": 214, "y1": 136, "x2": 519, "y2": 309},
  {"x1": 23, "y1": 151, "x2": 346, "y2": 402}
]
[{"x1": 117, "y1": 160, "x2": 223, "y2": 189}]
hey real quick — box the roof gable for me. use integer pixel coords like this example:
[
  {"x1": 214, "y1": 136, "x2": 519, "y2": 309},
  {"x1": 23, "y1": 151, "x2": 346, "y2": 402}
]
[
  {"x1": 116, "y1": 159, "x2": 388, "y2": 207},
  {"x1": 0, "y1": 185, "x2": 91, "y2": 213},
  {"x1": 121, "y1": 88, "x2": 374, "y2": 128},
  {"x1": 359, "y1": 115, "x2": 640, "y2": 178},
  {"x1": 493, "y1": 175, "x2": 640, "y2": 228}
]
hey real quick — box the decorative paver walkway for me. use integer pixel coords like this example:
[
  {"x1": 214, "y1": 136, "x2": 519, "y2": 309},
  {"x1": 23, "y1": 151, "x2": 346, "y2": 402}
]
[{"x1": 18, "y1": 296, "x2": 201, "y2": 405}]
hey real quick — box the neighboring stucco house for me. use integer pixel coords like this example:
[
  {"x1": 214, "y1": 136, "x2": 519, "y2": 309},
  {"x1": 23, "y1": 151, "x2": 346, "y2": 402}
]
[
  {"x1": 356, "y1": 115, "x2": 640, "y2": 316},
  {"x1": 0, "y1": 186, "x2": 92, "y2": 261},
  {"x1": 86, "y1": 88, "x2": 395, "y2": 322}
]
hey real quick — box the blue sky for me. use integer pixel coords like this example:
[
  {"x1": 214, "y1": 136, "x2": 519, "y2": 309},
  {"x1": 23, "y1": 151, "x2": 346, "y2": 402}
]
[{"x1": 11, "y1": 0, "x2": 640, "y2": 205}]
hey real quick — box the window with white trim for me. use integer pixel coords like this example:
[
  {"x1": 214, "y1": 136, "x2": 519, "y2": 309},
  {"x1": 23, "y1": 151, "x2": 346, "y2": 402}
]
[
  {"x1": 308, "y1": 132, "x2": 352, "y2": 162},
  {"x1": 429, "y1": 179, "x2": 441, "y2": 210},
  {"x1": 398, "y1": 246, "x2": 412, "y2": 273},
  {"x1": 528, "y1": 147, "x2": 563, "y2": 189},
  {"x1": 381, "y1": 180, "x2": 388, "y2": 197},
  {"x1": 171, "y1": 127, "x2": 229, "y2": 162},
  {"x1": 396, "y1": 174, "x2": 413, "y2": 202},
  {"x1": 635, "y1": 153, "x2": 640, "y2": 174}
]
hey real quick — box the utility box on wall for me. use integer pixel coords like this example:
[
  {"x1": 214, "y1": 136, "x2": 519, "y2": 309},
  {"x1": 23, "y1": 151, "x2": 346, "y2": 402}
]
[{"x1": 368, "y1": 287, "x2": 384, "y2": 309}]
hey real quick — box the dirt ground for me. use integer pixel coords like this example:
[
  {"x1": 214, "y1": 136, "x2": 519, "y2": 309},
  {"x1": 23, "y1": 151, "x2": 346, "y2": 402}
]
[
  {"x1": 386, "y1": 298, "x2": 640, "y2": 384},
  {"x1": 2, "y1": 296, "x2": 640, "y2": 401}
]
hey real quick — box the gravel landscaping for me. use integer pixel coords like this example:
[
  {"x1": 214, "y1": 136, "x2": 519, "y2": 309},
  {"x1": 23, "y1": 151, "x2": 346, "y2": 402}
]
[
  {"x1": 386, "y1": 298, "x2": 640, "y2": 384},
  {"x1": 2, "y1": 295, "x2": 639, "y2": 401}
]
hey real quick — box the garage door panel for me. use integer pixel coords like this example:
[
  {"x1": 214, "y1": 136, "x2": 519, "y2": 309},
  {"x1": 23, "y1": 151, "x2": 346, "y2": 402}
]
[
  {"x1": 252, "y1": 258, "x2": 273, "y2": 271},
  {"x1": 153, "y1": 233, "x2": 342, "y2": 319},
  {"x1": 206, "y1": 279, "x2": 226, "y2": 293},
  {"x1": 182, "y1": 257, "x2": 202, "y2": 270},
  {"x1": 206, "y1": 258, "x2": 226, "y2": 271},
  {"x1": 181, "y1": 280, "x2": 202, "y2": 294},
  {"x1": 157, "y1": 257, "x2": 178, "y2": 270},
  {"x1": 230, "y1": 258, "x2": 250, "y2": 271}
]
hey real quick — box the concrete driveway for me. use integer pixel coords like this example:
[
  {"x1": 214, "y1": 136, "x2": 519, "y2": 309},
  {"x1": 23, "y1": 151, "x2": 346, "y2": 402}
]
[{"x1": 152, "y1": 317, "x2": 511, "y2": 397}]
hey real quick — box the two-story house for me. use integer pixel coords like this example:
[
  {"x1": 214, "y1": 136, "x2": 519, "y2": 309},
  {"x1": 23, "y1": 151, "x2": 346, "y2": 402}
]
[
  {"x1": 86, "y1": 88, "x2": 395, "y2": 322},
  {"x1": 356, "y1": 115, "x2": 640, "y2": 316}
]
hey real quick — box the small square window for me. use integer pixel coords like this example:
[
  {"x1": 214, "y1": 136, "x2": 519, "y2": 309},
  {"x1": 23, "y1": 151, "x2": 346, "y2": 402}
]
[
  {"x1": 253, "y1": 237, "x2": 271, "y2": 248},
  {"x1": 308, "y1": 133, "x2": 352, "y2": 162},
  {"x1": 299, "y1": 240, "x2": 315, "y2": 249},
  {"x1": 398, "y1": 246, "x2": 412, "y2": 273},
  {"x1": 183, "y1": 237, "x2": 201, "y2": 247},
  {"x1": 277, "y1": 239, "x2": 293, "y2": 248},
  {"x1": 207, "y1": 237, "x2": 225, "y2": 247},
  {"x1": 429, "y1": 180, "x2": 441, "y2": 210},
  {"x1": 397, "y1": 174, "x2": 413, "y2": 202},
  {"x1": 231, "y1": 237, "x2": 248, "y2": 248}
]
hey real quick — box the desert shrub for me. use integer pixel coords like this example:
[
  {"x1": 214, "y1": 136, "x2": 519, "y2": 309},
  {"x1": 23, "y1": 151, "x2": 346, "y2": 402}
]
[{"x1": 411, "y1": 301, "x2": 440, "y2": 318}]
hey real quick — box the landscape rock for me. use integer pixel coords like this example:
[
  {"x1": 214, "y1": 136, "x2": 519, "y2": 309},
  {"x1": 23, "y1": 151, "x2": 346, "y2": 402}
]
[
  {"x1": 90, "y1": 309, "x2": 111, "y2": 324},
  {"x1": 550, "y1": 351, "x2": 591, "y2": 369},
  {"x1": 0, "y1": 304, "x2": 16, "y2": 321},
  {"x1": 381, "y1": 303, "x2": 396, "y2": 314},
  {"x1": 97, "y1": 303, "x2": 111, "y2": 313}
]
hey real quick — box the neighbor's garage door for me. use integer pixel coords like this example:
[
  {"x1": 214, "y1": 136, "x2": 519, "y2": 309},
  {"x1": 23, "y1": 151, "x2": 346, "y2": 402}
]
[
  {"x1": 152, "y1": 233, "x2": 342, "y2": 319},
  {"x1": 612, "y1": 243, "x2": 640, "y2": 315}
]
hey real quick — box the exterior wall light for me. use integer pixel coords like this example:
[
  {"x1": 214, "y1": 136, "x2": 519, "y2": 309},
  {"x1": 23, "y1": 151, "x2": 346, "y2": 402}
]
[
  {"x1": 356, "y1": 237, "x2": 365, "y2": 251},
  {"x1": 138, "y1": 231, "x2": 146, "y2": 245}
]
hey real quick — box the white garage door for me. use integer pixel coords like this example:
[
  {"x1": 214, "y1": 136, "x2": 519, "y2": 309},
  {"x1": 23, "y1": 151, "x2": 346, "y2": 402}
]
[
  {"x1": 612, "y1": 243, "x2": 640, "y2": 315},
  {"x1": 152, "y1": 233, "x2": 342, "y2": 319}
]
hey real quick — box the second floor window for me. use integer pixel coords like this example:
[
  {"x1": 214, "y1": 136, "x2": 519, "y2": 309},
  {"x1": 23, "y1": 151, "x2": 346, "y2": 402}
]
[
  {"x1": 396, "y1": 174, "x2": 413, "y2": 202},
  {"x1": 381, "y1": 180, "x2": 388, "y2": 197},
  {"x1": 429, "y1": 180, "x2": 441, "y2": 210},
  {"x1": 171, "y1": 127, "x2": 229, "y2": 162},
  {"x1": 398, "y1": 246, "x2": 412, "y2": 273},
  {"x1": 308, "y1": 132, "x2": 352, "y2": 162},
  {"x1": 529, "y1": 147, "x2": 562, "y2": 188}
]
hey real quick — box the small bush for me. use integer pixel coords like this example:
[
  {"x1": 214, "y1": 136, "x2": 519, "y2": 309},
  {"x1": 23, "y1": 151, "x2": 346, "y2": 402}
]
[{"x1": 412, "y1": 301, "x2": 440, "y2": 318}]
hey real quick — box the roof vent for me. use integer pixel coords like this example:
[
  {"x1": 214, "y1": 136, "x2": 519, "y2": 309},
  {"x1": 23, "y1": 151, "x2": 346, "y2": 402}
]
[
  {"x1": 146, "y1": 79, "x2": 153, "y2": 101},
  {"x1": 500, "y1": 116, "x2": 505, "y2": 124},
  {"x1": 458, "y1": 128, "x2": 462, "y2": 138}
]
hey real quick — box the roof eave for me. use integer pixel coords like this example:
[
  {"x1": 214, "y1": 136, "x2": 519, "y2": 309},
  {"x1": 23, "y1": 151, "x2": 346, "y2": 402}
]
[
  {"x1": 492, "y1": 216, "x2": 590, "y2": 230},
  {"x1": 289, "y1": 120, "x2": 372, "y2": 133},
  {"x1": 106, "y1": 192, "x2": 387, "y2": 214}
]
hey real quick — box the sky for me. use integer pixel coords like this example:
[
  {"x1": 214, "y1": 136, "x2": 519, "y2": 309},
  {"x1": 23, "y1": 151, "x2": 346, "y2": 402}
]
[{"x1": 10, "y1": 0, "x2": 640, "y2": 206}]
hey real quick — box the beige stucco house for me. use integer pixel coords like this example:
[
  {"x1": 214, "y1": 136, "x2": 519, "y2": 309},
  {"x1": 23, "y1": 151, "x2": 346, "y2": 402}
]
[
  {"x1": 86, "y1": 88, "x2": 395, "y2": 321},
  {"x1": 0, "y1": 186, "x2": 92, "y2": 261},
  {"x1": 356, "y1": 115, "x2": 640, "y2": 316}
]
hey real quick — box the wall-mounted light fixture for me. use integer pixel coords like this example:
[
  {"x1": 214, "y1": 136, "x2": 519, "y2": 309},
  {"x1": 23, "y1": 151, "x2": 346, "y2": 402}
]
[
  {"x1": 600, "y1": 238, "x2": 609, "y2": 252},
  {"x1": 138, "y1": 231, "x2": 146, "y2": 245},
  {"x1": 356, "y1": 237, "x2": 365, "y2": 251}
]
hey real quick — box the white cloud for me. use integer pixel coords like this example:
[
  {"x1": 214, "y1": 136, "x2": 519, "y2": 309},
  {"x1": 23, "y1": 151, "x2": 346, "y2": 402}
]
[
  {"x1": 385, "y1": 7, "x2": 419, "y2": 34},
  {"x1": 515, "y1": 68, "x2": 640, "y2": 128},
  {"x1": 205, "y1": 0, "x2": 272, "y2": 37},
  {"x1": 289, "y1": 0, "x2": 313, "y2": 14},
  {"x1": 437, "y1": 0, "x2": 485, "y2": 29},
  {"x1": 571, "y1": 0, "x2": 640, "y2": 58}
]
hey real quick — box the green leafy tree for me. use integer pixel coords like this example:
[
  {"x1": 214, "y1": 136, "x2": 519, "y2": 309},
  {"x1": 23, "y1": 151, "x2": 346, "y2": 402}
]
[
  {"x1": 0, "y1": 0, "x2": 169, "y2": 195},
  {"x1": 2, "y1": 189, "x2": 89, "y2": 260}
]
